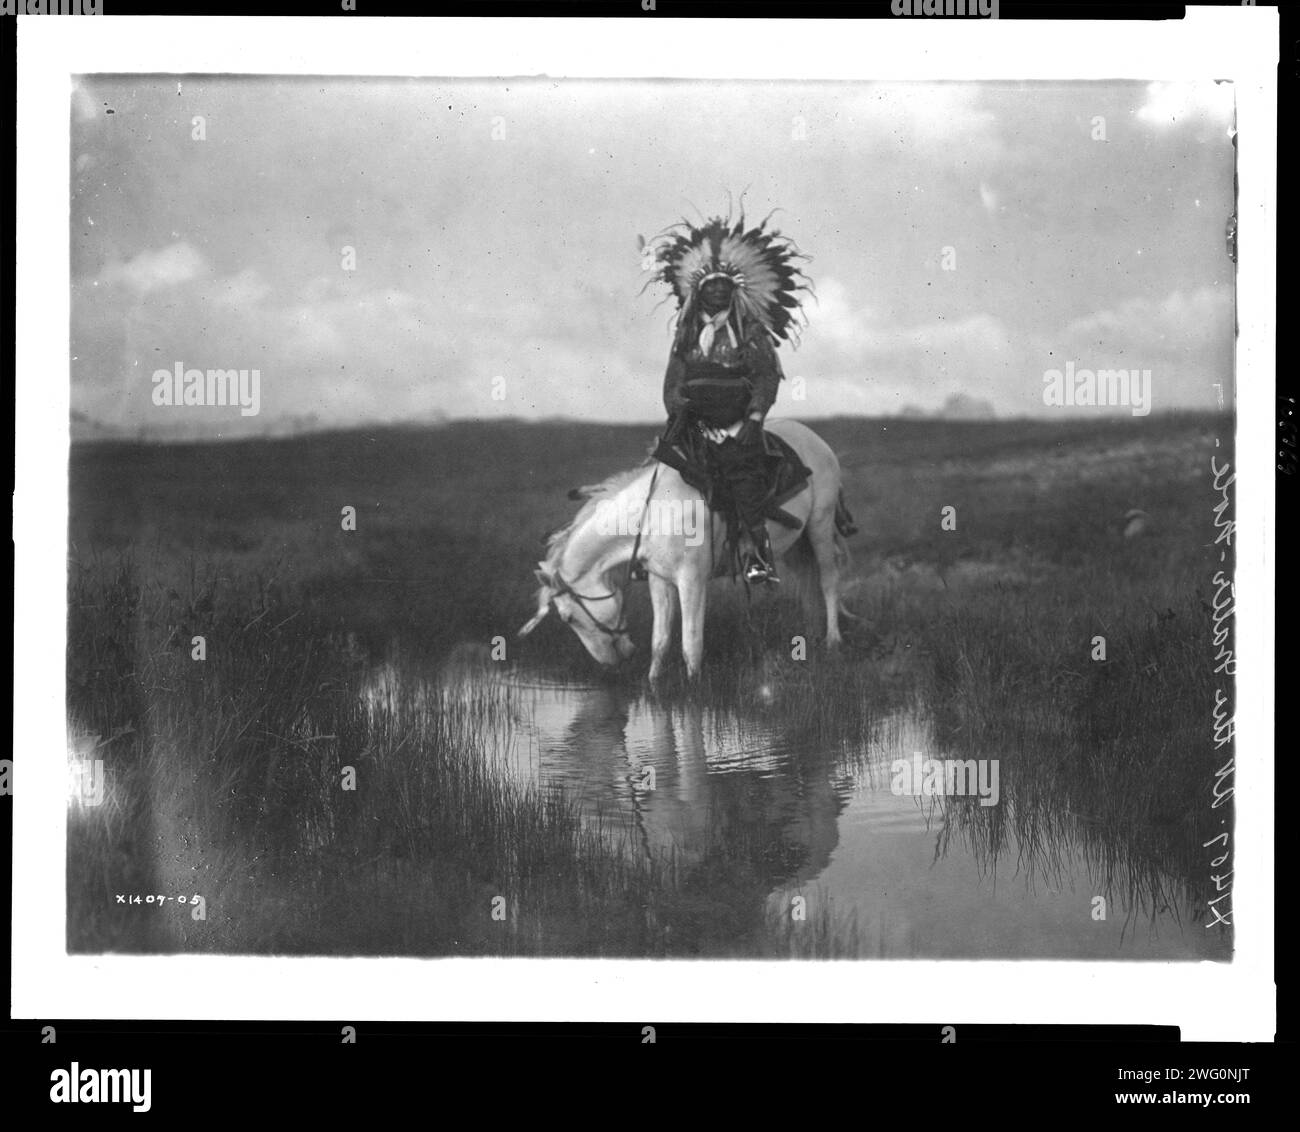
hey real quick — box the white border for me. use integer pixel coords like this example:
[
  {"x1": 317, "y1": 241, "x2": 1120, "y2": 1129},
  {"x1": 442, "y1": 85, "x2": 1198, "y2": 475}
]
[{"x1": 15, "y1": 12, "x2": 1276, "y2": 1039}]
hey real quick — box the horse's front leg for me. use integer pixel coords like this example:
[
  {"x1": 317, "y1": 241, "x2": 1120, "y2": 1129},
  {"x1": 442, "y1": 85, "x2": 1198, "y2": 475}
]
[
  {"x1": 809, "y1": 520, "x2": 844, "y2": 650},
  {"x1": 647, "y1": 573, "x2": 679, "y2": 684},
  {"x1": 679, "y1": 573, "x2": 707, "y2": 681}
]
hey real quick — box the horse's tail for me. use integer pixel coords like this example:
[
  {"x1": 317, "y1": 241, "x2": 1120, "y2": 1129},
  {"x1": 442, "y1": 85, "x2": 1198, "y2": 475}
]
[
  {"x1": 834, "y1": 488, "x2": 859, "y2": 539},
  {"x1": 832, "y1": 530, "x2": 861, "y2": 622},
  {"x1": 780, "y1": 490, "x2": 861, "y2": 623},
  {"x1": 831, "y1": 488, "x2": 862, "y2": 621},
  {"x1": 833, "y1": 515, "x2": 853, "y2": 572},
  {"x1": 830, "y1": 524, "x2": 861, "y2": 621}
]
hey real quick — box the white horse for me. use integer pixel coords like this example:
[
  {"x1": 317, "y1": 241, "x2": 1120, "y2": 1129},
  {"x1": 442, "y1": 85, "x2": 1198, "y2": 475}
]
[{"x1": 517, "y1": 419, "x2": 854, "y2": 682}]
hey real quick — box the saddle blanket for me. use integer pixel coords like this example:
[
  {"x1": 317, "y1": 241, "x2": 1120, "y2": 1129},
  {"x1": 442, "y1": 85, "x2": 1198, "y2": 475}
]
[{"x1": 650, "y1": 424, "x2": 813, "y2": 530}]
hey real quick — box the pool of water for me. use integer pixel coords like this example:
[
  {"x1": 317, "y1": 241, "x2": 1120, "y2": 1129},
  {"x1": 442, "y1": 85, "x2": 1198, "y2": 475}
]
[{"x1": 365, "y1": 662, "x2": 1230, "y2": 960}]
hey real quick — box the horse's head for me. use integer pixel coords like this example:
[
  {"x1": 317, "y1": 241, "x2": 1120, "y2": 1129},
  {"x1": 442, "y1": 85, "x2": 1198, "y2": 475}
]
[{"x1": 518, "y1": 564, "x2": 635, "y2": 669}]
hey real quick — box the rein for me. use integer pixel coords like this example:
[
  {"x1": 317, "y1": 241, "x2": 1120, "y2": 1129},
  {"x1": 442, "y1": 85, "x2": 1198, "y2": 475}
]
[
  {"x1": 549, "y1": 463, "x2": 663, "y2": 640},
  {"x1": 626, "y1": 463, "x2": 660, "y2": 584},
  {"x1": 549, "y1": 571, "x2": 627, "y2": 639}
]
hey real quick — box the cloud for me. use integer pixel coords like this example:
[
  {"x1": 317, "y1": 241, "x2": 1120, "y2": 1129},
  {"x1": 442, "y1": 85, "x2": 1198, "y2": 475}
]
[
  {"x1": 100, "y1": 242, "x2": 208, "y2": 294},
  {"x1": 838, "y1": 83, "x2": 1004, "y2": 163},
  {"x1": 1136, "y1": 81, "x2": 1234, "y2": 129},
  {"x1": 793, "y1": 275, "x2": 1233, "y2": 418},
  {"x1": 1014, "y1": 286, "x2": 1234, "y2": 415},
  {"x1": 282, "y1": 303, "x2": 348, "y2": 359},
  {"x1": 797, "y1": 275, "x2": 1019, "y2": 412},
  {"x1": 214, "y1": 268, "x2": 272, "y2": 309},
  {"x1": 807, "y1": 276, "x2": 1012, "y2": 365},
  {"x1": 806, "y1": 276, "x2": 872, "y2": 349},
  {"x1": 70, "y1": 82, "x2": 99, "y2": 124},
  {"x1": 1061, "y1": 286, "x2": 1232, "y2": 353}
]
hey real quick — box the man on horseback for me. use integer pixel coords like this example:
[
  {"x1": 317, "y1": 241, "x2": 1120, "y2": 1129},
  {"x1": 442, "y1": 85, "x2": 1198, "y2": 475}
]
[{"x1": 648, "y1": 210, "x2": 813, "y2": 585}]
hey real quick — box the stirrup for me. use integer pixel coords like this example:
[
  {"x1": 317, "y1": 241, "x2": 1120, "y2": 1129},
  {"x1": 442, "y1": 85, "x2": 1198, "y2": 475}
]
[
  {"x1": 628, "y1": 559, "x2": 648, "y2": 582},
  {"x1": 743, "y1": 556, "x2": 780, "y2": 585}
]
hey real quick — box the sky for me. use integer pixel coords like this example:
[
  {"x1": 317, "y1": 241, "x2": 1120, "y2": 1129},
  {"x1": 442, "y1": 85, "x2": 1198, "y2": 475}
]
[{"x1": 70, "y1": 76, "x2": 1236, "y2": 436}]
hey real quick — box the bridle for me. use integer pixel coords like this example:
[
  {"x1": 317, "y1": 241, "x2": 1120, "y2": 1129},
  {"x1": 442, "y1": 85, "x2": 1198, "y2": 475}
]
[{"x1": 549, "y1": 571, "x2": 628, "y2": 640}]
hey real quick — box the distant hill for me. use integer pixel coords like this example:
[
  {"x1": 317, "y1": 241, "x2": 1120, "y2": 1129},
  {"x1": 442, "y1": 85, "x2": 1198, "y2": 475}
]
[
  {"x1": 938, "y1": 393, "x2": 997, "y2": 420},
  {"x1": 897, "y1": 394, "x2": 997, "y2": 421},
  {"x1": 70, "y1": 409, "x2": 334, "y2": 444},
  {"x1": 71, "y1": 410, "x2": 135, "y2": 443}
]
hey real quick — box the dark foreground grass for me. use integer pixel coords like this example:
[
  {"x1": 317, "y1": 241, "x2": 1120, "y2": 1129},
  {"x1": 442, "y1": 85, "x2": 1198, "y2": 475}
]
[{"x1": 67, "y1": 413, "x2": 1234, "y2": 956}]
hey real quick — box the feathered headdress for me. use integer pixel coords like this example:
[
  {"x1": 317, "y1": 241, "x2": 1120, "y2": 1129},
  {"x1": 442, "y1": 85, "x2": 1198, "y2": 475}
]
[{"x1": 644, "y1": 208, "x2": 813, "y2": 348}]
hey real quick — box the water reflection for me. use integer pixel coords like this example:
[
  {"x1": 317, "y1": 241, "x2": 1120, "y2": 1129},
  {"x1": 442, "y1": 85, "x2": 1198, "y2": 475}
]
[
  {"x1": 517, "y1": 683, "x2": 848, "y2": 890},
  {"x1": 363, "y1": 661, "x2": 1229, "y2": 960}
]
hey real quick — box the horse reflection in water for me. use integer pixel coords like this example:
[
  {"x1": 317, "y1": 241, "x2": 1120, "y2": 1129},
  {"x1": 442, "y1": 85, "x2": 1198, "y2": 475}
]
[{"x1": 527, "y1": 682, "x2": 847, "y2": 897}]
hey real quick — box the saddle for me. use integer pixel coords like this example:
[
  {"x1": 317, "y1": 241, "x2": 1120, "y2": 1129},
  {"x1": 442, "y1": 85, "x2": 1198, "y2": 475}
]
[{"x1": 650, "y1": 425, "x2": 813, "y2": 531}]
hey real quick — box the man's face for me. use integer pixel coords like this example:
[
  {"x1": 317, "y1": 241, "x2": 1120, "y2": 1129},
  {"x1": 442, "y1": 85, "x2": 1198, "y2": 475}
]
[{"x1": 699, "y1": 277, "x2": 734, "y2": 315}]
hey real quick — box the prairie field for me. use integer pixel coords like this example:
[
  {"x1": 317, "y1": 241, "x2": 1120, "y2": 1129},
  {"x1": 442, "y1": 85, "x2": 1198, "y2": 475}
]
[{"x1": 65, "y1": 413, "x2": 1235, "y2": 958}]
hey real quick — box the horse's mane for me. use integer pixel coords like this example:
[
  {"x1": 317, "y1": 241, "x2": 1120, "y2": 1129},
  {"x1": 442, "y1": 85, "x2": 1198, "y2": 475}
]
[{"x1": 540, "y1": 463, "x2": 652, "y2": 574}]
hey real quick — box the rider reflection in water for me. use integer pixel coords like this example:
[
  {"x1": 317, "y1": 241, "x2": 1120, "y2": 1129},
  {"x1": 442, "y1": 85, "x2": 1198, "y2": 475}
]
[{"x1": 650, "y1": 210, "x2": 813, "y2": 585}]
